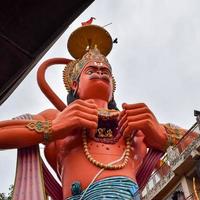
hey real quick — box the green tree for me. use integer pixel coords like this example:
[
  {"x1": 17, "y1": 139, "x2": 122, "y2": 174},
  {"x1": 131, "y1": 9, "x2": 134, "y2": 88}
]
[{"x1": 0, "y1": 185, "x2": 13, "y2": 200}]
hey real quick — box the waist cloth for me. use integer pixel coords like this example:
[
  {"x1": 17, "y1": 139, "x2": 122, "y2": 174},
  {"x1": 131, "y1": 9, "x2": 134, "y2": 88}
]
[{"x1": 66, "y1": 176, "x2": 140, "y2": 200}]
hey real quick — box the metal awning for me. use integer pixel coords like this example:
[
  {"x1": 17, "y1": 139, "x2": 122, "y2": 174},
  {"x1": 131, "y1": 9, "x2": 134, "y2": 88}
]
[{"x1": 0, "y1": 0, "x2": 94, "y2": 104}]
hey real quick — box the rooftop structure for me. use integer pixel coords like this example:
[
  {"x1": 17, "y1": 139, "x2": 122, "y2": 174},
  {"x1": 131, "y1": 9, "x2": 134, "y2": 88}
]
[{"x1": 140, "y1": 112, "x2": 200, "y2": 200}]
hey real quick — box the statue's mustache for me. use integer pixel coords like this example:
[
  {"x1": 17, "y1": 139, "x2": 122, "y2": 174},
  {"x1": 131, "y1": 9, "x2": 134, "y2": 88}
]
[{"x1": 88, "y1": 74, "x2": 110, "y2": 83}]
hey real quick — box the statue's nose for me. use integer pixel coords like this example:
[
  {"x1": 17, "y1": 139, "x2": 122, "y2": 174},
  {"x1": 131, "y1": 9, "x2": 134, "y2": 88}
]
[{"x1": 97, "y1": 70, "x2": 103, "y2": 75}]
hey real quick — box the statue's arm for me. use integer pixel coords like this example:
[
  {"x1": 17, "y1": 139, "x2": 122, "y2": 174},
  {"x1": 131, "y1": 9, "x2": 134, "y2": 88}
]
[
  {"x1": 162, "y1": 123, "x2": 198, "y2": 149},
  {"x1": 144, "y1": 122, "x2": 199, "y2": 151},
  {"x1": 0, "y1": 119, "x2": 44, "y2": 149},
  {"x1": 0, "y1": 109, "x2": 58, "y2": 149},
  {"x1": 0, "y1": 99, "x2": 98, "y2": 149}
]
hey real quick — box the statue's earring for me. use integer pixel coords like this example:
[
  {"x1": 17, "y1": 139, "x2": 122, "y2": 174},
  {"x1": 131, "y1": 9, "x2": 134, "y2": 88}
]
[
  {"x1": 111, "y1": 93, "x2": 114, "y2": 101},
  {"x1": 73, "y1": 87, "x2": 78, "y2": 98},
  {"x1": 72, "y1": 79, "x2": 79, "y2": 98}
]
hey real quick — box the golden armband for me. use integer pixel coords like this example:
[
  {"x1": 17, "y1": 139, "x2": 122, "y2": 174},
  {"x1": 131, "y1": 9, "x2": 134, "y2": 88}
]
[
  {"x1": 163, "y1": 123, "x2": 184, "y2": 148},
  {"x1": 26, "y1": 120, "x2": 52, "y2": 143}
]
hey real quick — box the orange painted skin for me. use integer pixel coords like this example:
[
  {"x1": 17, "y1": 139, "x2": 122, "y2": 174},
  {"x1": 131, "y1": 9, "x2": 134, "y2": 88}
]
[{"x1": 0, "y1": 62, "x2": 168, "y2": 198}]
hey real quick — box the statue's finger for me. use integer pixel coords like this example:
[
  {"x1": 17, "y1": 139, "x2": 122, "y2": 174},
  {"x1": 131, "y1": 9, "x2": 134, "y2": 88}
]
[
  {"x1": 125, "y1": 107, "x2": 150, "y2": 117},
  {"x1": 79, "y1": 118, "x2": 98, "y2": 130},
  {"x1": 127, "y1": 113, "x2": 153, "y2": 123},
  {"x1": 123, "y1": 125, "x2": 134, "y2": 138},
  {"x1": 118, "y1": 110, "x2": 125, "y2": 120},
  {"x1": 119, "y1": 120, "x2": 128, "y2": 134},
  {"x1": 118, "y1": 112, "x2": 127, "y2": 128},
  {"x1": 69, "y1": 104, "x2": 98, "y2": 116},
  {"x1": 72, "y1": 99, "x2": 97, "y2": 109},
  {"x1": 77, "y1": 111, "x2": 98, "y2": 123},
  {"x1": 126, "y1": 120, "x2": 151, "y2": 133},
  {"x1": 122, "y1": 103, "x2": 147, "y2": 110}
]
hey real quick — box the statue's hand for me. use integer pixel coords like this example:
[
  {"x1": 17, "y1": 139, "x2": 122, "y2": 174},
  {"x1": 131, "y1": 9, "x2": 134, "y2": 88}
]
[
  {"x1": 52, "y1": 99, "x2": 98, "y2": 139},
  {"x1": 118, "y1": 103, "x2": 165, "y2": 147}
]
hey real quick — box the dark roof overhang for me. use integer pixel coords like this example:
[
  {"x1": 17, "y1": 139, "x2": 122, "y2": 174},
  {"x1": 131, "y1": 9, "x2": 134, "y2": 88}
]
[{"x1": 0, "y1": 0, "x2": 94, "y2": 104}]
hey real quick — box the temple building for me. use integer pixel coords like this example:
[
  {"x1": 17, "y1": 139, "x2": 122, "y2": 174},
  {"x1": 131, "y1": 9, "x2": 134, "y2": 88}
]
[{"x1": 140, "y1": 112, "x2": 200, "y2": 200}]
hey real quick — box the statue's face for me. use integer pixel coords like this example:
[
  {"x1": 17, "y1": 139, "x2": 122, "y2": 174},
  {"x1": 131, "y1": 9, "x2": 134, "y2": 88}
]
[{"x1": 72, "y1": 61, "x2": 113, "y2": 102}]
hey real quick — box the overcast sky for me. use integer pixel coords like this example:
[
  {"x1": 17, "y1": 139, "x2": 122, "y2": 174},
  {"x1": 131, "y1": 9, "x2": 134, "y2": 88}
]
[{"x1": 1, "y1": 0, "x2": 200, "y2": 194}]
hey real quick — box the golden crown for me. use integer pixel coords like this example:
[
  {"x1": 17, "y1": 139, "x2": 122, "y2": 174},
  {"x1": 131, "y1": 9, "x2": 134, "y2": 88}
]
[{"x1": 63, "y1": 24, "x2": 116, "y2": 92}]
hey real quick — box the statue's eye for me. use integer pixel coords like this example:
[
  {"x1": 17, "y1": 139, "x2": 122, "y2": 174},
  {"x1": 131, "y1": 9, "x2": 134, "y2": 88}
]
[
  {"x1": 86, "y1": 70, "x2": 93, "y2": 75},
  {"x1": 103, "y1": 71, "x2": 109, "y2": 75},
  {"x1": 102, "y1": 70, "x2": 111, "y2": 76}
]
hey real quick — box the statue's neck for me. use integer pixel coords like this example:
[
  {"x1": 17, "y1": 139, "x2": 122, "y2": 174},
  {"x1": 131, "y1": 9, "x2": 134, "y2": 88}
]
[{"x1": 92, "y1": 99, "x2": 108, "y2": 109}]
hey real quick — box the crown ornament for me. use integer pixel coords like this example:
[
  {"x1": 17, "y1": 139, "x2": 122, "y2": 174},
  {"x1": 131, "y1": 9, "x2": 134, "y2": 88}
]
[{"x1": 63, "y1": 22, "x2": 116, "y2": 92}]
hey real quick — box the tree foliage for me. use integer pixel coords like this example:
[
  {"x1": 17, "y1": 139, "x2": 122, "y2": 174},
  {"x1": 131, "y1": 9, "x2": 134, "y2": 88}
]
[{"x1": 0, "y1": 185, "x2": 13, "y2": 200}]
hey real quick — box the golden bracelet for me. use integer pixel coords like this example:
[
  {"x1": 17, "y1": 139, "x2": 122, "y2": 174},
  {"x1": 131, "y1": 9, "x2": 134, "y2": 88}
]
[{"x1": 26, "y1": 120, "x2": 52, "y2": 143}]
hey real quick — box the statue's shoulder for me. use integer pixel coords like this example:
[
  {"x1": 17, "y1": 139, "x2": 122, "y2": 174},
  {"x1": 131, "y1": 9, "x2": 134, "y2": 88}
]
[{"x1": 36, "y1": 108, "x2": 59, "y2": 120}]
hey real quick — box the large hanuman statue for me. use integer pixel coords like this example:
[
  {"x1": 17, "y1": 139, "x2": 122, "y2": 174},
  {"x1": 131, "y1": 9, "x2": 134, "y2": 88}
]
[{"x1": 0, "y1": 21, "x2": 184, "y2": 200}]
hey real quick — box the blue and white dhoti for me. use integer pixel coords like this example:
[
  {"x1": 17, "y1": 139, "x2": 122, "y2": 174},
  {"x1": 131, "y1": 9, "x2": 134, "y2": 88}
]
[{"x1": 66, "y1": 176, "x2": 140, "y2": 200}]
